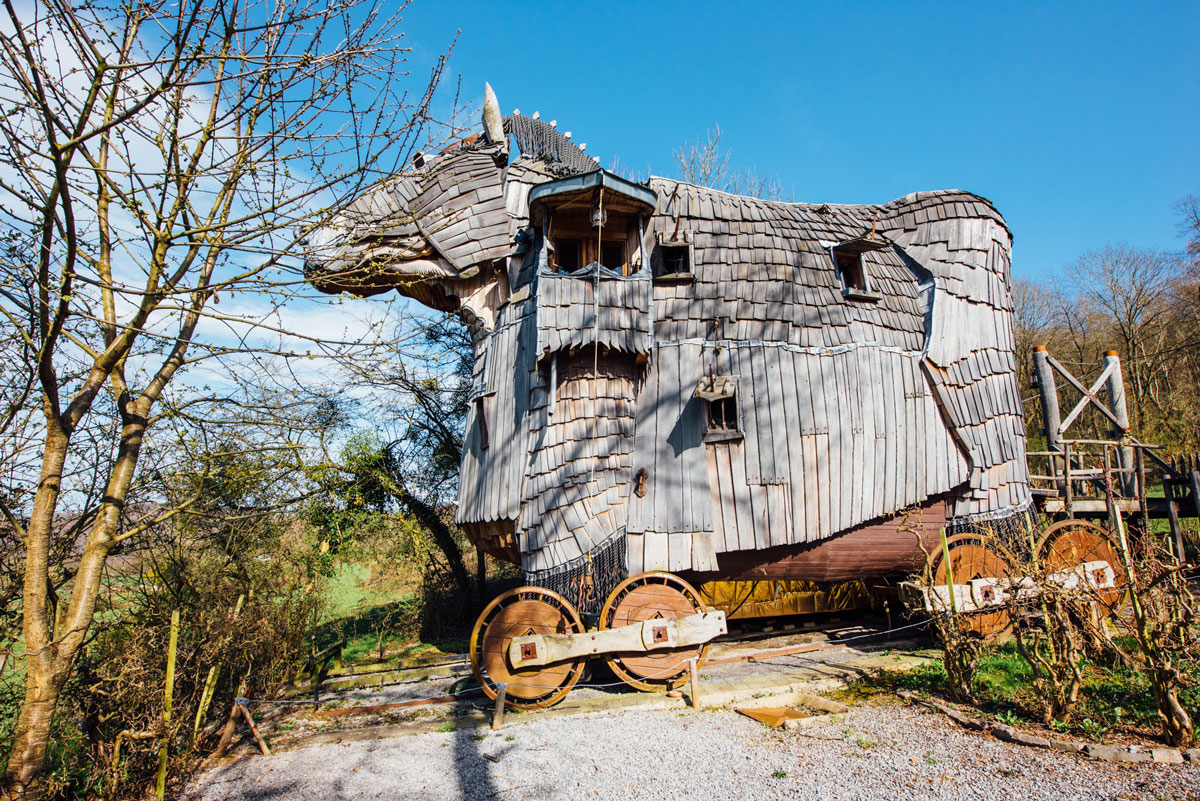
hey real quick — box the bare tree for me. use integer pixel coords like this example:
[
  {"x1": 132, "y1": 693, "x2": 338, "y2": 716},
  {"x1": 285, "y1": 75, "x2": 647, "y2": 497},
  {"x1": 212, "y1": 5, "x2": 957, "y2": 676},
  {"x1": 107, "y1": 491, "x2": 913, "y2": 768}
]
[
  {"x1": 0, "y1": 0, "x2": 453, "y2": 793},
  {"x1": 674, "y1": 124, "x2": 791, "y2": 201},
  {"x1": 1075, "y1": 245, "x2": 1178, "y2": 431}
]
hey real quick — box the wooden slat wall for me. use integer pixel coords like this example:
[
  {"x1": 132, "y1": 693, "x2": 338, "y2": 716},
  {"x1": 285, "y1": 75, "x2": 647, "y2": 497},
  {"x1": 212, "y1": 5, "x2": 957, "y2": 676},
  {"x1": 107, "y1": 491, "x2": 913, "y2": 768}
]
[
  {"x1": 692, "y1": 342, "x2": 968, "y2": 555},
  {"x1": 515, "y1": 354, "x2": 638, "y2": 572},
  {"x1": 627, "y1": 342, "x2": 716, "y2": 571}
]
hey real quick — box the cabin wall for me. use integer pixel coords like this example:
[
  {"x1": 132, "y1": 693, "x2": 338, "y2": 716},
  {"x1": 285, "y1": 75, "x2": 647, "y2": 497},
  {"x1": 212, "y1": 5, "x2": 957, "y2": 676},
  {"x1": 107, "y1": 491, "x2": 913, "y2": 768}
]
[
  {"x1": 880, "y1": 194, "x2": 1032, "y2": 521},
  {"x1": 516, "y1": 352, "x2": 637, "y2": 573}
]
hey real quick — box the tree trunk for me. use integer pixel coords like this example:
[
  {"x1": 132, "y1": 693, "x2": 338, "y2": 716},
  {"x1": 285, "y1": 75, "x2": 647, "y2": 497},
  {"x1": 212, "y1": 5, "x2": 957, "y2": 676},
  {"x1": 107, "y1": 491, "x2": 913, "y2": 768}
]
[
  {"x1": 3, "y1": 661, "x2": 71, "y2": 799},
  {"x1": 395, "y1": 487, "x2": 475, "y2": 606},
  {"x1": 4, "y1": 417, "x2": 145, "y2": 796}
]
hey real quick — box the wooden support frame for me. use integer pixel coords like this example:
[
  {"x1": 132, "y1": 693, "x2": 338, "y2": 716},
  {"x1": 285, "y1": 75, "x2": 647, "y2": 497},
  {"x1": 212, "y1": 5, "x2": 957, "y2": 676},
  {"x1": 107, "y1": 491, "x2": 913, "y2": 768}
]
[
  {"x1": 899, "y1": 560, "x2": 1116, "y2": 615},
  {"x1": 507, "y1": 611, "x2": 726, "y2": 669}
]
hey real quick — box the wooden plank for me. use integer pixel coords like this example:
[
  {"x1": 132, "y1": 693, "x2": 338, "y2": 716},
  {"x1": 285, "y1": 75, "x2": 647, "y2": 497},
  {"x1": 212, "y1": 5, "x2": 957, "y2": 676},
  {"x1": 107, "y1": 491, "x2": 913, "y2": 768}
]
[
  {"x1": 716, "y1": 445, "x2": 738, "y2": 552},
  {"x1": 795, "y1": 353, "x2": 820, "y2": 541},
  {"x1": 778, "y1": 350, "x2": 805, "y2": 544},
  {"x1": 705, "y1": 444, "x2": 727, "y2": 551},
  {"x1": 751, "y1": 483, "x2": 771, "y2": 551},
  {"x1": 737, "y1": 347, "x2": 763, "y2": 482},
  {"x1": 871, "y1": 347, "x2": 886, "y2": 517},
  {"x1": 819, "y1": 354, "x2": 841, "y2": 534},
  {"x1": 881, "y1": 352, "x2": 898, "y2": 512},
  {"x1": 835, "y1": 353, "x2": 855, "y2": 529},
  {"x1": 643, "y1": 531, "x2": 668, "y2": 571},
  {"x1": 691, "y1": 529, "x2": 718, "y2": 572},
  {"x1": 729, "y1": 443, "x2": 756, "y2": 553},
  {"x1": 626, "y1": 532, "x2": 644, "y2": 574},
  {"x1": 855, "y1": 347, "x2": 875, "y2": 522},
  {"x1": 668, "y1": 531, "x2": 691, "y2": 572},
  {"x1": 901, "y1": 360, "x2": 919, "y2": 507},
  {"x1": 751, "y1": 346, "x2": 776, "y2": 481}
]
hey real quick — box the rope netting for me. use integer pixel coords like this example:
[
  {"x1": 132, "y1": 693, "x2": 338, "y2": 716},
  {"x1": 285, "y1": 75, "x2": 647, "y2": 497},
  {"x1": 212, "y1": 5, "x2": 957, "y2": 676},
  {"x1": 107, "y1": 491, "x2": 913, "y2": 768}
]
[
  {"x1": 946, "y1": 501, "x2": 1038, "y2": 550},
  {"x1": 523, "y1": 529, "x2": 627, "y2": 620}
]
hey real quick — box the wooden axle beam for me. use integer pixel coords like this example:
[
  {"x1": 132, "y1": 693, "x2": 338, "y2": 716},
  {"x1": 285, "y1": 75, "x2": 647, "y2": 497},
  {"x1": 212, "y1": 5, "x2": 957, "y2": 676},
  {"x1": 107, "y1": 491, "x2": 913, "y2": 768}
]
[
  {"x1": 899, "y1": 560, "x2": 1116, "y2": 615},
  {"x1": 507, "y1": 611, "x2": 727, "y2": 669}
]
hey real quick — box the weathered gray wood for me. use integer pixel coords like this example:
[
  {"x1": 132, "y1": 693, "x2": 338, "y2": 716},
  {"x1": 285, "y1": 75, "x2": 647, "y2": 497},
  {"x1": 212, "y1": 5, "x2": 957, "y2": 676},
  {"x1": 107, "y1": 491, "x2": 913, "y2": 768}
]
[
  {"x1": 492, "y1": 683, "x2": 507, "y2": 730},
  {"x1": 1103, "y1": 351, "x2": 1136, "y2": 496},
  {"x1": 508, "y1": 609, "x2": 726, "y2": 671}
]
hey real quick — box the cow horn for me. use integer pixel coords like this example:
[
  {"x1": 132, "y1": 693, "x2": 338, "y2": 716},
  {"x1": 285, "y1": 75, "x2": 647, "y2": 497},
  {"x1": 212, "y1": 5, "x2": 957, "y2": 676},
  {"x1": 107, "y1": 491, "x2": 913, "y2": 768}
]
[{"x1": 482, "y1": 83, "x2": 506, "y2": 153}]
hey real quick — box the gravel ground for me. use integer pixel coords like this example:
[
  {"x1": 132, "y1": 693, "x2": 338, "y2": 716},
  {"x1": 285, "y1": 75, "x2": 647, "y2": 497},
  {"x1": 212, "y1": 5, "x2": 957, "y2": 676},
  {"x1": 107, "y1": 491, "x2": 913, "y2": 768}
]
[{"x1": 184, "y1": 699, "x2": 1198, "y2": 801}]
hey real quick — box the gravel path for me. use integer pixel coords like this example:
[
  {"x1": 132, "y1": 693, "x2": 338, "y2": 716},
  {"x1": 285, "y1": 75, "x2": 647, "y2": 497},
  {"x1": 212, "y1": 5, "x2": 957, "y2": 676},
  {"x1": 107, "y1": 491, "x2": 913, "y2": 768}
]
[{"x1": 185, "y1": 700, "x2": 1198, "y2": 800}]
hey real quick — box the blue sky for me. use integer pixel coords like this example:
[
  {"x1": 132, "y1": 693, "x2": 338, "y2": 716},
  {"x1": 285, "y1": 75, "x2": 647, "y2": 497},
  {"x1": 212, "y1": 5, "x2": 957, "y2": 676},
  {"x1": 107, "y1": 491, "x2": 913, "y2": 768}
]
[{"x1": 400, "y1": 0, "x2": 1198, "y2": 281}]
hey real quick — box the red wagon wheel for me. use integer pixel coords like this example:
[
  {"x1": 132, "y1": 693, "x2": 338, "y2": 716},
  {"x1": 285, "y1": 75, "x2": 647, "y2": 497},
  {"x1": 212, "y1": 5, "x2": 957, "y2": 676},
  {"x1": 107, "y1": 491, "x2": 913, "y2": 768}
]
[
  {"x1": 1035, "y1": 519, "x2": 1126, "y2": 613},
  {"x1": 599, "y1": 572, "x2": 708, "y2": 692},
  {"x1": 469, "y1": 586, "x2": 586, "y2": 710},
  {"x1": 929, "y1": 534, "x2": 1014, "y2": 641}
]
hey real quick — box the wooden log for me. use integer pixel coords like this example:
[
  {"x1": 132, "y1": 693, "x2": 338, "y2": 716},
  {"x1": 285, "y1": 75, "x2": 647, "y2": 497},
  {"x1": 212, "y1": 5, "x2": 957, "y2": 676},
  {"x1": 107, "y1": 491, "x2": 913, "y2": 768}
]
[
  {"x1": 1165, "y1": 481, "x2": 1185, "y2": 562},
  {"x1": 237, "y1": 703, "x2": 271, "y2": 756},
  {"x1": 1032, "y1": 346, "x2": 1062, "y2": 453},
  {"x1": 214, "y1": 679, "x2": 247, "y2": 758}
]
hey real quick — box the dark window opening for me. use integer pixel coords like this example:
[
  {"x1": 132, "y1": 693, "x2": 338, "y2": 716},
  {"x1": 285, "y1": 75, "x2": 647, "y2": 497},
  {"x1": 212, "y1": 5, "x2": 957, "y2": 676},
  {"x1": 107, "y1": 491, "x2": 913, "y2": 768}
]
[
  {"x1": 660, "y1": 244, "x2": 691, "y2": 277},
  {"x1": 601, "y1": 241, "x2": 626, "y2": 272},
  {"x1": 834, "y1": 249, "x2": 868, "y2": 292},
  {"x1": 553, "y1": 238, "x2": 581, "y2": 272},
  {"x1": 704, "y1": 396, "x2": 742, "y2": 443},
  {"x1": 475, "y1": 396, "x2": 490, "y2": 450}
]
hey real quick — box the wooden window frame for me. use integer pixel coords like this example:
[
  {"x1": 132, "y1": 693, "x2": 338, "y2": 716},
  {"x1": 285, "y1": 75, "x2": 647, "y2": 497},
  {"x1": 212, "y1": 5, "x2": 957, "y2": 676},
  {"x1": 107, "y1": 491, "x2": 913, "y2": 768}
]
[
  {"x1": 474, "y1": 395, "x2": 492, "y2": 450},
  {"x1": 654, "y1": 231, "x2": 694, "y2": 284},
  {"x1": 829, "y1": 240, "x2": 883, "y2": 303}
]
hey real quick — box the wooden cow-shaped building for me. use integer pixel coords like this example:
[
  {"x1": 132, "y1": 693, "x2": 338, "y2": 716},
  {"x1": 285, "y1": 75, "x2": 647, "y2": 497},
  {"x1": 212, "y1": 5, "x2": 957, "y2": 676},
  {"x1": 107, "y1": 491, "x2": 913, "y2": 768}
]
[{"x1": 305, "y1": 86, "x2": 1032, "y2": 705}]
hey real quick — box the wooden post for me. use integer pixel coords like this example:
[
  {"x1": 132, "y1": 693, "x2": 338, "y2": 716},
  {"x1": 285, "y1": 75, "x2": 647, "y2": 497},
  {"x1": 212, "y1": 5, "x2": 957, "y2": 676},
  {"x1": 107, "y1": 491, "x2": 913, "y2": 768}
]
[
  {"x1": 237, "y1": 702, "x2": 271, "y2": 756},
  {"x1": 192, "y1": 665, "x2": 220, "y2": 746},
  {"x1": 688, "y1": 658, "x2": 701, "y2": 710},
  {"x1": 215, "y1": 679, "x2": 246, "y2": 758},
  {"x1": 1135, "y1": 446, "x2": 1150, "y2": 542},
  {"x1": 1033, "y1": 346, "x2": 1062, "y2": 450},
  {"x1": 1102, "y1": 351, "x2": 1136, "y2": 496},
  {"x1": 1033, "y1": 346, "x2": 1065, "y2": 495},
  {"x1": 1165, "y1": 481, "x2": 1185, "y2": 562},
  {"x1": 1063, "y1": 441, "x2": 1074, "y2": 518},
  {"x1": 155, "y1": 610, "x2": 179, "y2": 801},
  {"x1": 491, "y1": 683, "x2": 507, "y2": 731}
]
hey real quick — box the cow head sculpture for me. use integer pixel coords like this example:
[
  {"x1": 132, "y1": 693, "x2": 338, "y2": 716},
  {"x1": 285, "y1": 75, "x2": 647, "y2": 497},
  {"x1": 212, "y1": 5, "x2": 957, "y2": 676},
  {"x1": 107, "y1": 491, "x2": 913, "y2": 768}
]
[{"x1": 303, "y1": 83, "x2": 596, "y2": 327}]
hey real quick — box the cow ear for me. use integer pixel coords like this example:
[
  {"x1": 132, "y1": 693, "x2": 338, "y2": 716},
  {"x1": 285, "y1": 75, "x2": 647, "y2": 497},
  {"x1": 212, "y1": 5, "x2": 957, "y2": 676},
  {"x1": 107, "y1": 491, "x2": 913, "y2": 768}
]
[{"x1": 482, "y1": 83, "x2": 507, "y2": 159}]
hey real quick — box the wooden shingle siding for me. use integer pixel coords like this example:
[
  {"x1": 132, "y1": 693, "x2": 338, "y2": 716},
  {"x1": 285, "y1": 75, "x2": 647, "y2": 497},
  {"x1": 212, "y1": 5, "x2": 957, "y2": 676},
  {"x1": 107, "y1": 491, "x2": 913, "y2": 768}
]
[{"x1": 535, "y1": 268, "x2": 652, "y2": 359}]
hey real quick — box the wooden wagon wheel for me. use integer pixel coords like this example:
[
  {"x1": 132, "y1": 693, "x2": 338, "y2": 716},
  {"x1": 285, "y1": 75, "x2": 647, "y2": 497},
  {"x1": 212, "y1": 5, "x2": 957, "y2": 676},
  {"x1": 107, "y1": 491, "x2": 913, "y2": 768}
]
[
  {"x1": 598, "y1": 572, "x2": 708, "y2": 692},
  {"x1": 469, "y1": 586, "x2": 586, "y2": 710},
  {"x1": 928, "y1": 534, "x2": 1014, "y2": 641},
  {"x1": 1035, "y1": 519, "x2": 1126, "y2": 614}
]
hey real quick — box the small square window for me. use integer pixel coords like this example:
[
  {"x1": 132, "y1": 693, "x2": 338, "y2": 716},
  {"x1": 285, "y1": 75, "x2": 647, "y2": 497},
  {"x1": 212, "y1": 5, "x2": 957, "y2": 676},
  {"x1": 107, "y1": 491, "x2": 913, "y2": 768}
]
[
  {"x1": 655, "y1": 231, "x2": 694, "y2": 282},
  {"x1": 829, "y1": 234, "x2": 885, "y2": 302},
  {"x1": 601, "y1": 241, "x2": 626, "y2": 272},
  {"x1": 553, "y1": 238, "x2": 581, "y2": 272},
  {"x1": 661, "y1": 245, "x2": 690, "y2": 275}
]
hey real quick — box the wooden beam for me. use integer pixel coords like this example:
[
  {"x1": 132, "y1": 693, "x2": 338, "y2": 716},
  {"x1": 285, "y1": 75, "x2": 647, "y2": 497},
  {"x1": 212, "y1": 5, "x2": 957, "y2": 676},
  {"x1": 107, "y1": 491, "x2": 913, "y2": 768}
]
[{"x1": 507, "y1": 611, "x2": 726, "y2": 668}]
